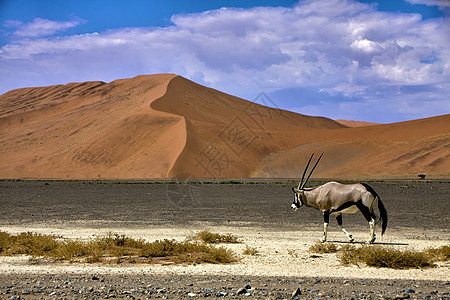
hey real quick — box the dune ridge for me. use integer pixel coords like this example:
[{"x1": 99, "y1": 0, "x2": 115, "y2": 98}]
[
  {"x1": 335, "y1": 119, "x2": 380, "y2": 127},
  {"x1": 0, "y1": 74, "x2": 186, "y2": 179},
  {"x1": 0, "y1": 74, "x2": 448, "y2": 179}
]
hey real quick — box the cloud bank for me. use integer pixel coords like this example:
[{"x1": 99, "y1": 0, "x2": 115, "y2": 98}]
[
  {"x1": 5, "y1": 18, "x2": 84, "y2": 38},
  {"x1": 0, "y1": 0, "x2": 449, "y2": 122},
  {"x1": 406, "y1": 0, "x2": 450, "y2": 8}
]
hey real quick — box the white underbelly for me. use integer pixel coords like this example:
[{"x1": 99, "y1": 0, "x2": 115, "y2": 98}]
[{"x1": 331, "y1": 206, "x2": 359, "y2": 215}]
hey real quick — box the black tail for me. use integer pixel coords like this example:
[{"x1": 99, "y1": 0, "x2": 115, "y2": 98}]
[
  {"x1": 360, "y1": 183, "x2": 388, "y2": 235},
  {"x1": 378, "y1": 197, "x2": 388, "y2": 235}
]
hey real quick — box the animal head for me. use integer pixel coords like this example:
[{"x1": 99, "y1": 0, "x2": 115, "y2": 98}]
[
  {"x1": 291, "y1": 188, "x2": 303, "y2": 211},
  {"x1": 291, "y1": 153, "x2": 323, "y2": 211}
]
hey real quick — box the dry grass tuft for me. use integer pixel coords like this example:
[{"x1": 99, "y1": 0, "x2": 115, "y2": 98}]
[
  {"x1": 308, "y1": 241, "x2": 449, "y2": 269},
  {"x1": 0, "y1": 231, "x2": 59, "y2": 257},
  {"x1": 309, "y1": 242, "x2": 339, "y2": 254},
  {"x1": 0, "y1": 231, "x2": 237, "y2": 264},
  {"x1": 338, "y1": 245, "x2": 438, "y2": 269},
  {"x1": 242, "y1": 245, "x2": 258, "y2": 256},
  {"x1": 426, "y1": 245, "x2": 450, "y2": 261},
  {"x1": 140, "y1": 239, "x2": 237, "y2": 264},
  {"x1": 193, "y1": 230, "x2": 241, "y2": 244}
]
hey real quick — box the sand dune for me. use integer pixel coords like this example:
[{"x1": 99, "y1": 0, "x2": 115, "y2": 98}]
[
  {"x1": 335, "y1": 119, "x2": 380, "y2": 127},
  {"x1": 0, "y1": 74, "x2": 185, "y2": 179},
  {"x1": 0, "y1": 74, "x2": 448, "y2": 179},
  {"x1": 254, "y1": 114, "x2": 449, "y2": 178}
]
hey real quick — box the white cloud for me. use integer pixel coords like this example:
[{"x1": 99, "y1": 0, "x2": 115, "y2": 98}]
[
  {"x1": 351, "y1": 39, "x2": 383, "y2": 53},
  {"x1": 6, "y1": 18, "x2": 84, "y2": 38},
  {"x1": 0, "y1": 0, "x2": 449, "y2": 122},
  {"x1": 406, "y1": 0, "x2": 450, "y2": 8}
]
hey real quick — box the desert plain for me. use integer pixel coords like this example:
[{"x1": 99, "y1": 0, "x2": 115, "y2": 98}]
[{"x1": 0, "y1": 180, "x2": 448, "y2": 299}]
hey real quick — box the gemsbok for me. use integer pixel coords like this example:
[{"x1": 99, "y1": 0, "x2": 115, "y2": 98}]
[{"x1": 291, "y1": 153, "x2": 387, "y2": 244}]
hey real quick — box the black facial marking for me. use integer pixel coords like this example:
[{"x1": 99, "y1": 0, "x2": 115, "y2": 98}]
[{"x1": 292, "y1": 192, "x2": 302, "y2": 208}]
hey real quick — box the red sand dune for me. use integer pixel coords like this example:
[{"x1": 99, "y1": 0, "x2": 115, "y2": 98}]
[
  {"x1": 335, "y1": 119, "x2": 381, "y2": 127},
  {"x1": 0, "y1": 74, "x2": 448, "y2": 179}
]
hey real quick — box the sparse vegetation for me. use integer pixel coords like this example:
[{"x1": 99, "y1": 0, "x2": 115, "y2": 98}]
[
  {"x1": 192, "y1": 230, "x2": 241, "y2": 244},
  {"x1": 309, "y1": 242, "x2": 449, "y2": 269},
  {"x1": 338, "y1": 245, "x2": 436, "y2": 269},
  {"x1": 242, "y1": 245, "x2": 258, "y2": 256},
  {"x1": 0, "y1": 231, "x2": 237, "y2": 264},
  {"x1": 0, "y1": 231, "x2": 59, "y2": 257},
  {"x1": 140, "y1": 239, "x2": 237, "y2": 264},
  {"x1": 309, "y1": 242, "x2": 339, "y2": 253},
  {"x1": 425, "y1": 245, "x2": 450, "y2": 261}
]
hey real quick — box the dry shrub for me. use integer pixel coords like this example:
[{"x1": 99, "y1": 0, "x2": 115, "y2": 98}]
[
  {"x1": 54, "y1": 239, "x2": 90, "y2": 262},
  {"x1": 338, "y1": 245, "x2": 436, "y2": 269},
  {"x1": 0, "y1": 231, "x2": 237, "y2": 264},
  {"x1": 0, "y1": 231, "x2": 59, "y2": 256},
  {"x1": 193, "y1": 230, "x2": 241, "y2": 244},
  {"x1": 101, "y1": 232, "x2": 147, "y2": 249},
  {"x1": 203, "y1": 245, "x2": 238, "y2": 263},
  {"x1": 338, "y1": 245, "x2": 362, "y2": 266},
  {"x1": 426, "y1": 245, "x2": 450, "y2": 261},
  {"x1": 308, "y1": 241, "x2": 449, "y2": 269},
  {"x1": 140, "y1": 239, "x2": 237, "y2": 264},
  {"x1": 242, "y1": 245, "x2": 258, "y2": 256},
  {"x1": 309, "y1": 242, "x2": 339, "y2": 254}
]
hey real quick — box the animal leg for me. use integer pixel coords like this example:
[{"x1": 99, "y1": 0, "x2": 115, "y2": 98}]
[
  {"x1": 371, "y1": 212, "x2": 381, "y2": 224},
  {"x1": 357, "y1": 202, "x2": 376, "y2": 244},
  {"x1": 336, "y1": 214, "x2": 354, "y2": 242},
  {"x1": 321, "y1": 212, "x2": 330, "y2": 243},
  {"x1": 368, "y1": 218, "x2": 376, "y2": 244}
]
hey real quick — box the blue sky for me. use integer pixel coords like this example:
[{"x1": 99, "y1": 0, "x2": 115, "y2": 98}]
[{"x1": 0, "y1": 0, "x2": 449, "y2": 123}]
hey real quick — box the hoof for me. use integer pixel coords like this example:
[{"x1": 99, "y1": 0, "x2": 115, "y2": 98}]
[
  {"x1": 348, "y1": 236, "x2": 355, "y2": 243},
  {"x1": 320, "y1": 237, "x2": 327, "y2": 243},
  {"x1": 367, "y1": 236, "x2": 376, "y2": 244}
]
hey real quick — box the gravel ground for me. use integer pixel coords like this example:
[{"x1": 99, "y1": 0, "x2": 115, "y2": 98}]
[
  {"x1": 0, "y1": 179, "x2": 449, "y2": 231},
  {"x1": 1, "y1": 274, "x2": 449, "y2": 299},
  {"x1": 0, "y1": 180, "x2": 449, "y2": 299}
]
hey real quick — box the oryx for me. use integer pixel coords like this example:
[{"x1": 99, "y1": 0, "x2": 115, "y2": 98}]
[{"x1": 291, "y1": 153, "x2": 387, "y2": 244}]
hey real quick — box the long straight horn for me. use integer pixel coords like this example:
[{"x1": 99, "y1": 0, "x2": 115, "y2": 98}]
[
  {"x1": 297, "y1": 153, "x2": 314, "y2": 190},
  {"x1": 301, "y1": 153, "x2": 323, "y2": 189}
]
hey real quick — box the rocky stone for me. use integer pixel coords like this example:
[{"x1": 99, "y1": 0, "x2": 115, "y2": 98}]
[
  {"x1": 292, "y1": 287, "x2": 302, "y2": 297},
  {"x1": 217, "y1": 291, "x2": 228, "y2": 297}
]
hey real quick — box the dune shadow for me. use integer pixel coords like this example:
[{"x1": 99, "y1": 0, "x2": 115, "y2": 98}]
[{"x1": 327, "y1": 240, "x2": 409, "y2": 246}]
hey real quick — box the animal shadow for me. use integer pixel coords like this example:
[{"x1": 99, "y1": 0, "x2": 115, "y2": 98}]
[{"x1": 327, "y1": 240, "x2": 409, "y2": 246}]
